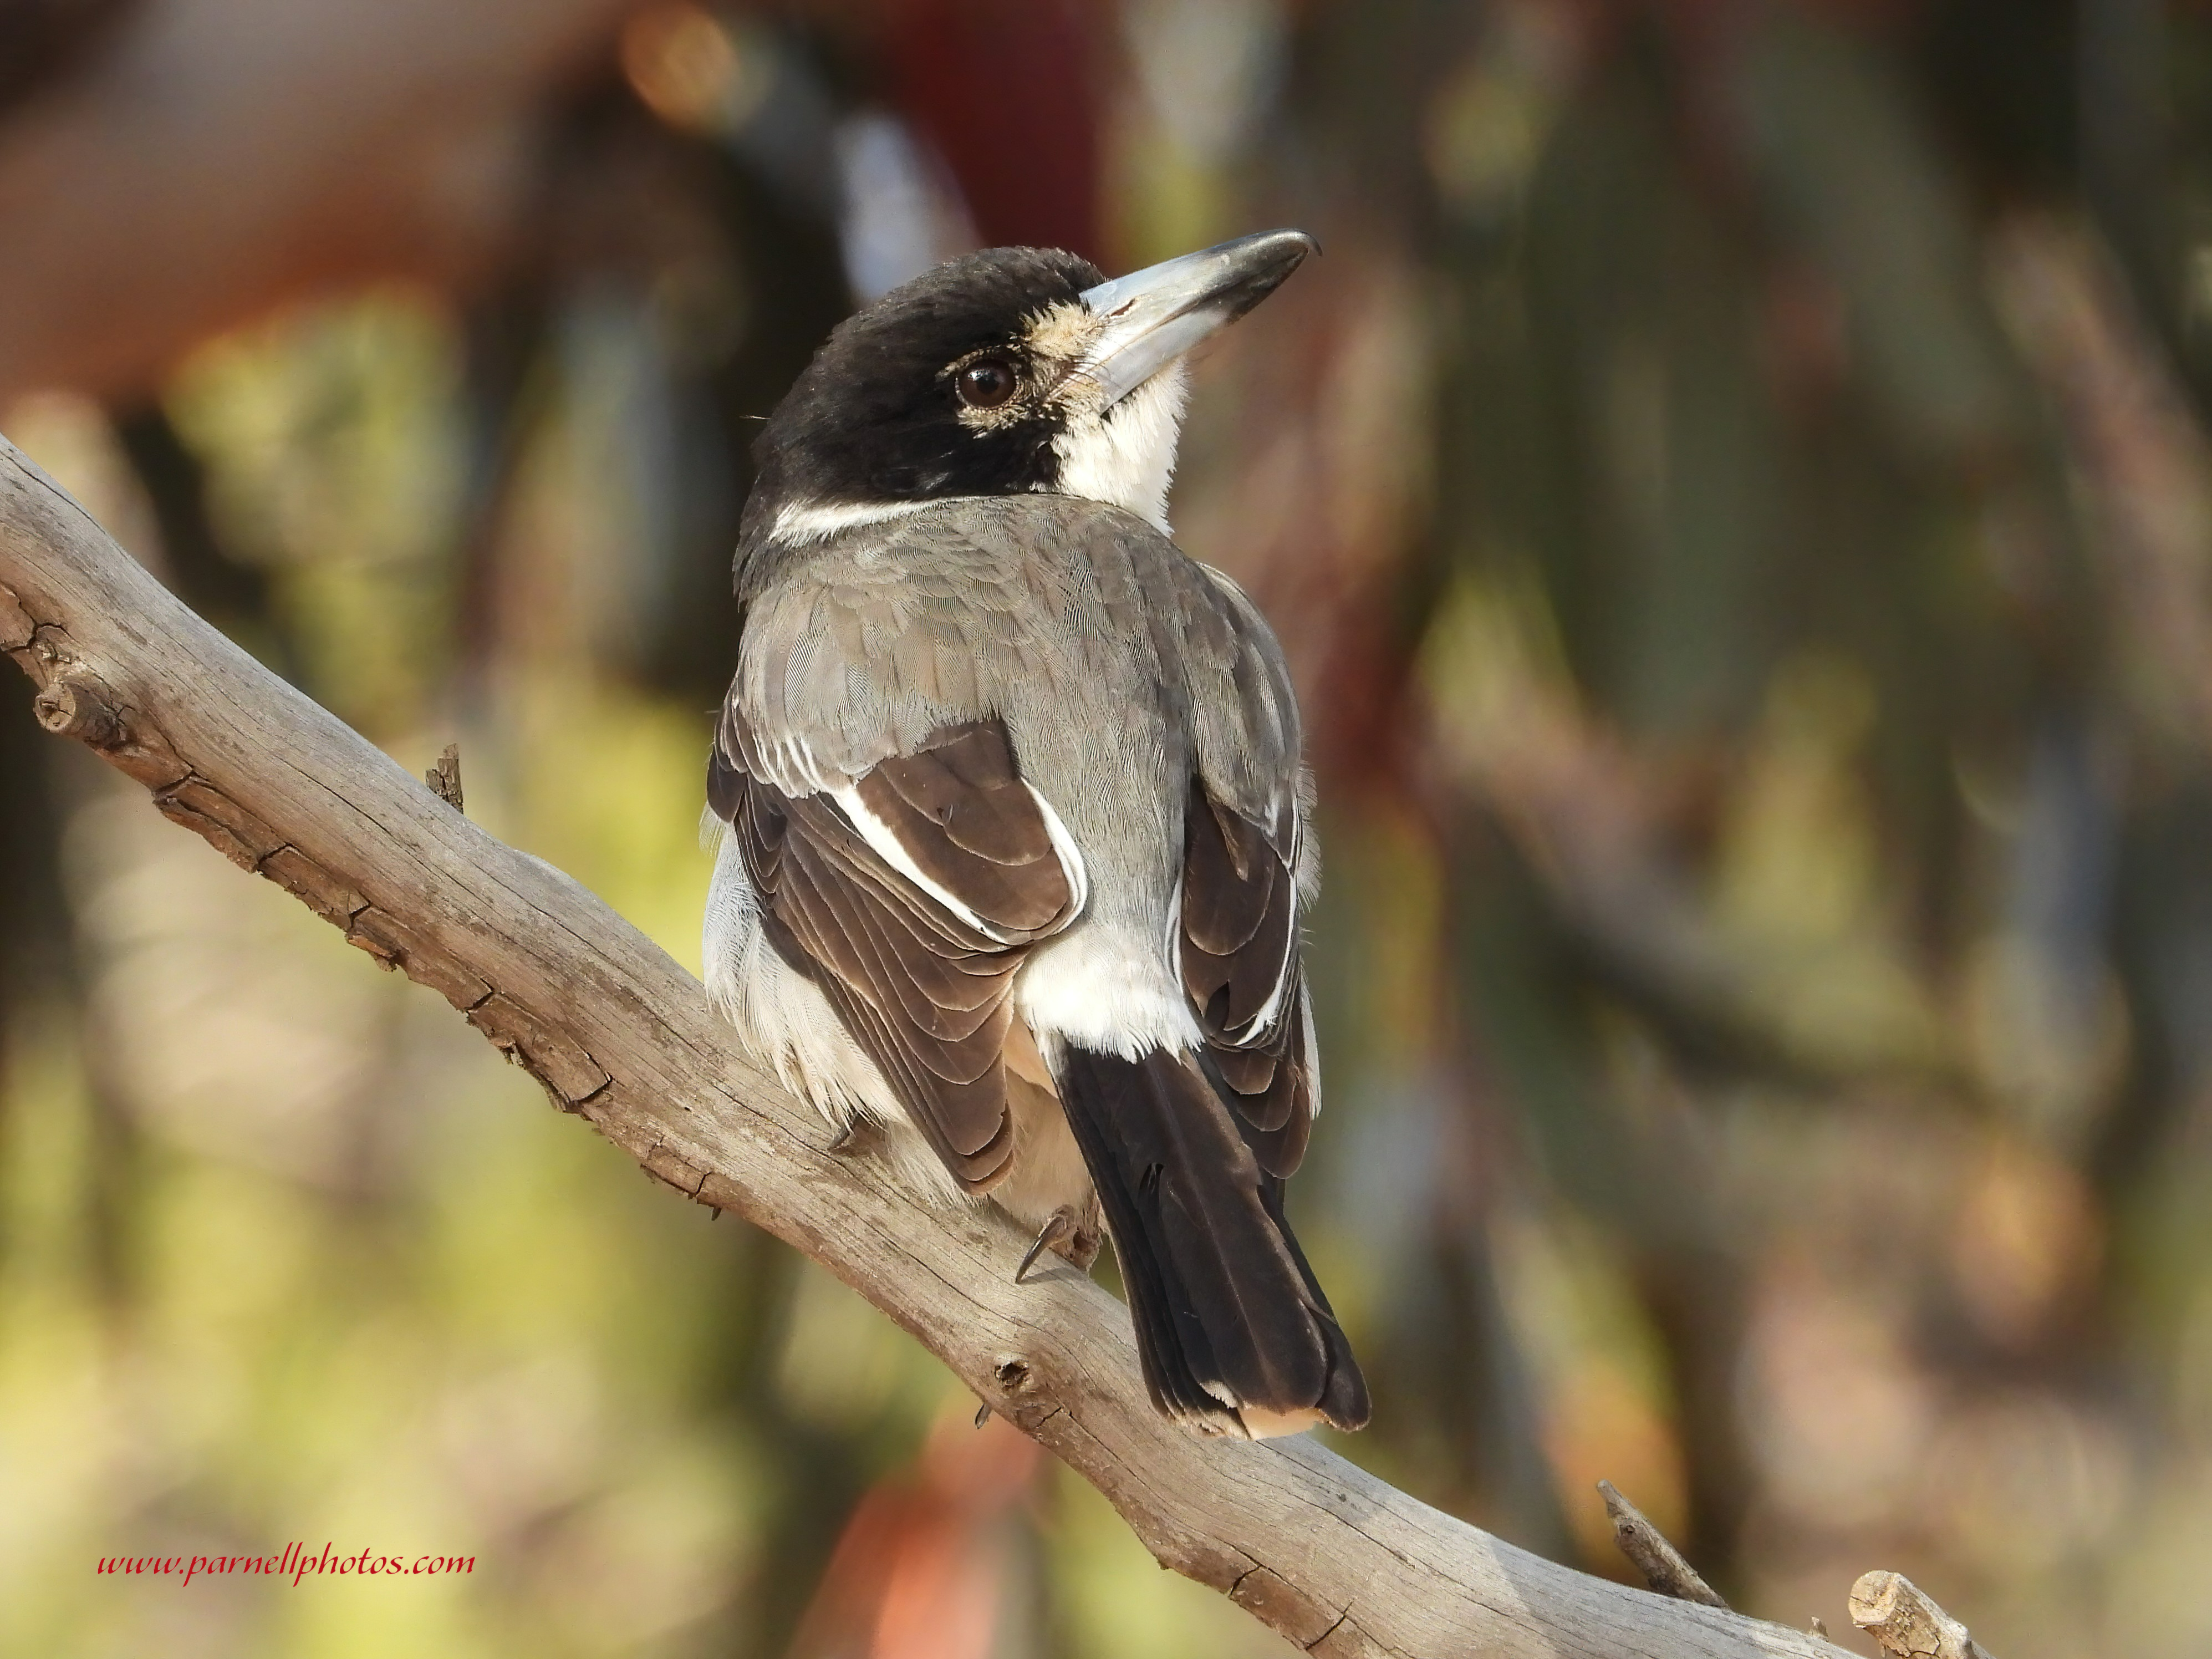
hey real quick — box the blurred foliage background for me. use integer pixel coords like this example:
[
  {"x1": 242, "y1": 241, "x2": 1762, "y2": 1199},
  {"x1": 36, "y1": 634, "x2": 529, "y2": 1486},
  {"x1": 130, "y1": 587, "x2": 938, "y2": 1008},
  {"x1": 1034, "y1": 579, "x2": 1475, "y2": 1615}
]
[{"x1": 4, "y1": 1, "x2": 2212, "y2": 1655}]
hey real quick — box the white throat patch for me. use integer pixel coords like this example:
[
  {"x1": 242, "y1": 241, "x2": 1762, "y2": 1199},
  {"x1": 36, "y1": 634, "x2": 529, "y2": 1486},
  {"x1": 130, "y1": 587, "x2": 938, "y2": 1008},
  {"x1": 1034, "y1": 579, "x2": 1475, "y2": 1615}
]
[{"x1": 1048, "y1": 363, "x2": 1189, "y2": 533}]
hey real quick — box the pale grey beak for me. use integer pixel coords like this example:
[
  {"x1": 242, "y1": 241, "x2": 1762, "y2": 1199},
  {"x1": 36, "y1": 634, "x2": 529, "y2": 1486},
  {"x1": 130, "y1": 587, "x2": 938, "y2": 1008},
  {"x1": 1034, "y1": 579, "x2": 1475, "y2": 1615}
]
[{"x1": 1075, "y1": 229, "x2": 1318, "y2": 408}]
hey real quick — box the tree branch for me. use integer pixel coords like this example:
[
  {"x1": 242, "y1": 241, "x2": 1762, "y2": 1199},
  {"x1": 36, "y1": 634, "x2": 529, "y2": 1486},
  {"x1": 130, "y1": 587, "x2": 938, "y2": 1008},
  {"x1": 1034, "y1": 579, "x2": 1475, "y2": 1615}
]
[
  {"x1": 1598, "y1": 1481, "x2": 1729, "y2": 1609},
  {"x1": 1850, "y1": 1573, "x2": 1997, "y2": 1659},
  {"x1": 0, "y1": 432, "x2": 1857, "y2": 1659}
]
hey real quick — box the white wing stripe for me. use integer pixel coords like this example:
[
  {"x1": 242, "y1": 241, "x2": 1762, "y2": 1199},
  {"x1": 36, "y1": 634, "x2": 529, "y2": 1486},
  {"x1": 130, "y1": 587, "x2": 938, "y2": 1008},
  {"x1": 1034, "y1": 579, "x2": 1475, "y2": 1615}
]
[
  {"x1": 1225, "y1": 896, "x2": 1296, "y2": 1044},
  {"x1": 1025, "y1": 783, "x2": 1090, "y2": 919},
  {"x1": 827, "y1": 785, "x2": 1010, "y2": 944}
]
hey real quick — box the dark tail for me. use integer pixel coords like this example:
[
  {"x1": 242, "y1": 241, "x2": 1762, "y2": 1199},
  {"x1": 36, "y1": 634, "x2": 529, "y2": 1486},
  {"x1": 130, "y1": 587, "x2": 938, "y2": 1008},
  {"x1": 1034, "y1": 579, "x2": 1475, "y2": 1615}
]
[{"x1": 1052, "y1": 1046, "x2": 1369, "y2": 1437}]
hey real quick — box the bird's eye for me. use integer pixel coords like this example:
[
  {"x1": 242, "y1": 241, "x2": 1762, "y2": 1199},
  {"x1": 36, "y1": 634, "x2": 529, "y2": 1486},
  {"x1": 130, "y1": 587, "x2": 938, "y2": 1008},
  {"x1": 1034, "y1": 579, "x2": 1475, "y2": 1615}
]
[{"x1": 956, "y1": 358, "x2": 1018, "y2": 409}]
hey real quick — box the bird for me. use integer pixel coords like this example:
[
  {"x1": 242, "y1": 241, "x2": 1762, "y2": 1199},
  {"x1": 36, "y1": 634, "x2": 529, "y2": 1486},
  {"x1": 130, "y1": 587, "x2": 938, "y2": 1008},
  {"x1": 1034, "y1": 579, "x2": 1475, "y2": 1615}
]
[{"x1": 702, "y1": 229, "x2": 1369, "y2": 1439}]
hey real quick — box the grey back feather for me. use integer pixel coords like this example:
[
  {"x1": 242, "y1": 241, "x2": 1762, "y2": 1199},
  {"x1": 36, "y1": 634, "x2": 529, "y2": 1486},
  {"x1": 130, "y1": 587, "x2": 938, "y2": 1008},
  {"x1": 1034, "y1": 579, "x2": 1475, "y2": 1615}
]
[{"x1": 733, "y1": 496, "x2": 1306, "y2": 935}]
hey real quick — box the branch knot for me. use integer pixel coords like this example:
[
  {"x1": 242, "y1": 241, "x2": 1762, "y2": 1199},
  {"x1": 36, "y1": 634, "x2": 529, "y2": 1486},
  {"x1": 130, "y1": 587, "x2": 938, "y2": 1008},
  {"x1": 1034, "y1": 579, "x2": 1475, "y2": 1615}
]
[{"x1": 32, "y1": 670, "x2": 120, "y2": 746}]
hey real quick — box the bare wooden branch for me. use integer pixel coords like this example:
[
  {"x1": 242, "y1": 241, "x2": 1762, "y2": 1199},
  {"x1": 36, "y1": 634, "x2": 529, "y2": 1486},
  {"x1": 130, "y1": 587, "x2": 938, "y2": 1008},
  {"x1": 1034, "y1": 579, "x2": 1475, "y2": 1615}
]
[
  {"x1": 1849, "y1": 1571, "x2": 1996, "y2": 1659},
  {"x1": 1596, "y1": 1480, "x2": 1728, "y2": 1609},
  {"x1": 0, "y1": 432, "x2": 1860, "y2": 1659}
]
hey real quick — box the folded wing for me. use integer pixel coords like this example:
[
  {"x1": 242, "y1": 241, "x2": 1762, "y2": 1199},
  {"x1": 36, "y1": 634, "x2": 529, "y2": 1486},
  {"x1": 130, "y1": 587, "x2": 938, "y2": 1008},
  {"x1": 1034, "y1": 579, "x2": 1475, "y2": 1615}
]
[
  {"x1": 709, "y1": 705, "x2": 1084, "y2": 1190},
  {"x1": 1178, "y1": 781, "x2": 1314, "y2": 1177}
]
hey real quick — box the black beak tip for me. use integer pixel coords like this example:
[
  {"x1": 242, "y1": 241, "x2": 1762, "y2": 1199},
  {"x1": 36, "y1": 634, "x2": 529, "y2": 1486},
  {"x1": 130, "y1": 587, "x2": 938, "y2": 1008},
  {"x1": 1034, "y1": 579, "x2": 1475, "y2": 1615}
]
[
  {"x1": 1247, "y1": 227, "x2": 1321, "y2": 272},
  {"x1": 1231, "y1": 228, "x2": 1321, "y2": 311}
]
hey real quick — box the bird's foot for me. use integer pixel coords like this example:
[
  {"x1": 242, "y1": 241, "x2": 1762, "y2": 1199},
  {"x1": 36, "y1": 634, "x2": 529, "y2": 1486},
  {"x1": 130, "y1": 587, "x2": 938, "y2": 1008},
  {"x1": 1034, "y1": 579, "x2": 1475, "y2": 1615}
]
[{"x1": 1016, "y1": 1205, "x2": 1102, "y2": 1282}]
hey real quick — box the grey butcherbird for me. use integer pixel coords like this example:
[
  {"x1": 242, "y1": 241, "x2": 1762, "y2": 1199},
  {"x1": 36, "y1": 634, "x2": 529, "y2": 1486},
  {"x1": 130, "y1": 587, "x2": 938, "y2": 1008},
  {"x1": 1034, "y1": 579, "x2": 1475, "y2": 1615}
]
[{"x1": 703, "y1": 230, "x2": 1369, "y2": 1438}]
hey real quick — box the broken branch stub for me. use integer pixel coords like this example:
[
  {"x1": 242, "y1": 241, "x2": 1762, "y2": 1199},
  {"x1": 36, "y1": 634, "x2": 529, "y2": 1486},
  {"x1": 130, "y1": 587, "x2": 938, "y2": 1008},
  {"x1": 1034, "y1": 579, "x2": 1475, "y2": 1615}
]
[
  {"x1": 425, "y1": 742, "x2": 463, "y2": 811},
  {"x1": 1849, "y1": 1571, "x2": 1996, "y2": 1659},
  {"x1": 1597, "y1": 1480, "x2": 1729, "y2": 1609}
]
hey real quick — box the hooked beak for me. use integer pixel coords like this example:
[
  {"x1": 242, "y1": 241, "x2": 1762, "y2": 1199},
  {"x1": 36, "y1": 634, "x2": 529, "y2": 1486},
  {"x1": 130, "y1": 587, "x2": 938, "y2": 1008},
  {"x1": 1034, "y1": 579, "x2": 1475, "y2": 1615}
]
[{"x1": 1075, "y1": 229, "x2": 1318, "y2": 408}]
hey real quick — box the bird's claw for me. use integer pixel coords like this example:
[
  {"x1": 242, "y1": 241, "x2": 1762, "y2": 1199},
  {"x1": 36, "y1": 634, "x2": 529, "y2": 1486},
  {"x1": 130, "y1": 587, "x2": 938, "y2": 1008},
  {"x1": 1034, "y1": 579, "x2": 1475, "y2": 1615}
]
[
  {"x1": 828, "y1": 1117, "x2": 880, "y2": 1157},
  {"x1": 1016, "y1": 1205, "x2": 1102, "y2": 1282}
]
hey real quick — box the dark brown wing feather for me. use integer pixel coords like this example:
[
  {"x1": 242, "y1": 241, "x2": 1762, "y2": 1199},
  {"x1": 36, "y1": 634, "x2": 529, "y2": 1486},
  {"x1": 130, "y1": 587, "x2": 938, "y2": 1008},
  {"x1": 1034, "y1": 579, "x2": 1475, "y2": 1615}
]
[
  {"x1": 1178, "y1": 780, "x2": 1312, "y2": 1178},
  {"x1": 710, "y1": 708, "x2": 1079, "y2": 1190}
]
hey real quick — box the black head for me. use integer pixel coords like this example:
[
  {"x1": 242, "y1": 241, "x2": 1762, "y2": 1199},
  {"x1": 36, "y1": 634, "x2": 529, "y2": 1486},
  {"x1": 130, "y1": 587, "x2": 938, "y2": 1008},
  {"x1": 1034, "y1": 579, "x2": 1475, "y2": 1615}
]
[
  {"x1": 741, "y1": 230, "x2": 1319, "y2": 556},
  {"x1": 748, "y1": 247, "x2": 1103, "y2": 521}
]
